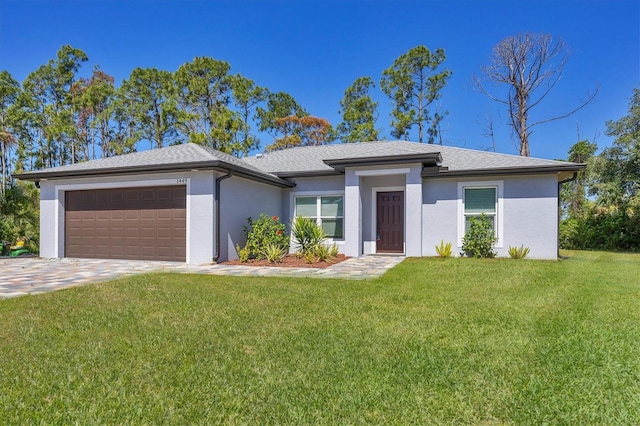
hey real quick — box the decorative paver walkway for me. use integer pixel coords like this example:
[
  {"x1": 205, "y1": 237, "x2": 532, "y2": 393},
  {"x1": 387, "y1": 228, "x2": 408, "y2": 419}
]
[{"x1": 0, "y1": 255, "x2": 405, "y2": 298}]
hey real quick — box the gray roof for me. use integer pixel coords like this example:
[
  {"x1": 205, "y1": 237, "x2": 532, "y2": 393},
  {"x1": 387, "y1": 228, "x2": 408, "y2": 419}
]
[
  {"x1": 14, "y1": 143, "x2": 293, "y2": 187},
  {"x1": 14, "y1": 140, "x2": 583, "y2": 185},
  {"x1": 244, "y1": 141, "x2": 582, "y2": 177}
]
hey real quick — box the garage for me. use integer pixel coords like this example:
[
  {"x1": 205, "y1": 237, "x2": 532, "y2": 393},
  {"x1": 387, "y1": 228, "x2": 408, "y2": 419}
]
[{"x1": 65, "y1": 186, "x2": 186, "y2": 261}]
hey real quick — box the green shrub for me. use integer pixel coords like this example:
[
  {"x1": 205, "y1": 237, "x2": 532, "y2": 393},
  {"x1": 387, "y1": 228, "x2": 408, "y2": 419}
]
[
  {"x1": 435, "y1": 240, "x2": 452, "y2": 258},
  {"x1": 329, "y1": 242, "x2": 340, "y2": 258},
  {"x1": 261, "y1": 243, "x2": 287, "y2": 264},
  {"x1": 291, "y1": 216, "x2": 326, "y2": 255},
  {"x1": 303, "y1": 250, "x2": 316, "y2": 264},
  {"x1": 461, "y1": 214, "x2": 498, "y2": 258},
  {"x1": 243, "y1": 214, "x2": 289, "y2": 260},
  {"x1": 314, "y1": 244, "x2": 331, "y2": 262},
  {"x1": 508, "y1": 245, "x2": 530, "y2": 259},
  {"x1": 235, "y1": 244, "x2": 250, "y2": 263}
]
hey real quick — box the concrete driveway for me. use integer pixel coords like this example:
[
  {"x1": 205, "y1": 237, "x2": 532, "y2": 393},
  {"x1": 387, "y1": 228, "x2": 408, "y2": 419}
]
[{"x1": 0, "y1": 255, "x2": 405, "y2": 298}]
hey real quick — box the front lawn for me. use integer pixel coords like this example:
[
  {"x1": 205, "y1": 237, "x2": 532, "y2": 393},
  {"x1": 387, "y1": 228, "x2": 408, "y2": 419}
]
[{"x1": 1, "y1": 251, "x2": 638, "y2": 424}]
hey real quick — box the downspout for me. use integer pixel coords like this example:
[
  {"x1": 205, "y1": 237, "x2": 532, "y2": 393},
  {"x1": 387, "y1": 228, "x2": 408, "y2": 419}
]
[
  {"x1": 213, "y1": 171, "x2": 232, "y2": 262},
  {"x1": 557, "y1": 172, "x2": 578, "y2": 259}
]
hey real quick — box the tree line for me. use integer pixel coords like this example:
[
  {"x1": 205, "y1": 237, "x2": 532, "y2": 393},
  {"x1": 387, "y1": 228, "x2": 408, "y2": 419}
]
[{"x1": 560, "y1": 86, "x2": 640, "y2": 251}]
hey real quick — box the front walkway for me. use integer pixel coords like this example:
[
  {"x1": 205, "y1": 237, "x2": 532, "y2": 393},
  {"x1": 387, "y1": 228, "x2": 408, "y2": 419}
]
[{"x1": 0, "y1": 255, "x2": 405, "y2": 298}]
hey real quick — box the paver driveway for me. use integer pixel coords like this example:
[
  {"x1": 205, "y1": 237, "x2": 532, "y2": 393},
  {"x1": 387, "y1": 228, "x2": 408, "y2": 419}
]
[{"x1": 0, "y1": 255, "x2": 405, "y2": 298}]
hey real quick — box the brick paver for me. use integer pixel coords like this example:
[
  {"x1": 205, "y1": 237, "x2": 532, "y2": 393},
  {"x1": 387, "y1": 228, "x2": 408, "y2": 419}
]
[{"x1": 0, "y1": 255, "x2": 405, "y2": 298}]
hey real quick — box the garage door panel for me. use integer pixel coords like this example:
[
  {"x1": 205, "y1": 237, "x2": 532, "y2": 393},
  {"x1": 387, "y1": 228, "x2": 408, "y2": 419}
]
[{"x1": 65, "y1": 186, "x2": 186, "y2": 261}]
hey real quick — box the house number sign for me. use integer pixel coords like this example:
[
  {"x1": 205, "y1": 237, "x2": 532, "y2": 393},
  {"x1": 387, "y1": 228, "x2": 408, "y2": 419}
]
[{"x1": 177, "y1": 178, "x2": 188, "y2": 184}]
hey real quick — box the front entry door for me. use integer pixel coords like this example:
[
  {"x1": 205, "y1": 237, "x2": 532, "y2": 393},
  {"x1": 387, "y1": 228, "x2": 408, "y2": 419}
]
[{"x1": 376, "y1": 191, "x2": 404, "y2": 253}]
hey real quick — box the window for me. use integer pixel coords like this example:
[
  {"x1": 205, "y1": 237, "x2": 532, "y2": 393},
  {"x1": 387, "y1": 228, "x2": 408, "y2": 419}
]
[
  {"x1": 458, "y1": 181, "x2": 503, "y2": 247},
  {"x1": 464, "y1": 187, "x2": 496, "y2": 233},
  {"x1": 295, "y1": 195, "x2": 344, "y2": 238}
]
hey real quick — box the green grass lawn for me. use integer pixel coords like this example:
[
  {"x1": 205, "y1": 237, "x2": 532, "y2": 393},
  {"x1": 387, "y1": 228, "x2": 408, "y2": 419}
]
[{"x1": 1, "y1": 251, "x2": 639, "y2": 424}]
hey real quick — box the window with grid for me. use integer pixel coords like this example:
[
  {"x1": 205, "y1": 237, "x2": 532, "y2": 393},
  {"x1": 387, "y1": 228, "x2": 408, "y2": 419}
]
[{"x1": 294, "y1": 195, "x2": 344, "y2": 239}]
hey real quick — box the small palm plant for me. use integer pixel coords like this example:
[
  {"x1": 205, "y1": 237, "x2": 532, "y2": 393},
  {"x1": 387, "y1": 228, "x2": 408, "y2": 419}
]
[
  {"x1": 435, "y1": 240, "x2": 453, "y2": 258},
  {"x1": 291, "y1": 216, "x2": 326, "y2": 255},
  {"x1": 508, "y1": 245, "x2": 530, "y2": 259}
]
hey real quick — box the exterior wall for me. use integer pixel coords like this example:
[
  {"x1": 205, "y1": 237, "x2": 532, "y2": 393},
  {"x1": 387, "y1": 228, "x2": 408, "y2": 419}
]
[
  {"x1": 39, "y1": 171, "x2": 215, "y2": 264},
  {"x1": 219, "y1": 175, "x2": 283, "y2": 261},
  {"x1": 422, "y1": 174, "x2": 558, "y2": 260}
]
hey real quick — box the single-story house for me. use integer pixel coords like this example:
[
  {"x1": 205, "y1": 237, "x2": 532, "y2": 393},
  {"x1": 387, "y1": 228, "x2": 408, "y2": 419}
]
[{"x1": 15, "y1": 141, "x2": 584, "y2": 263}]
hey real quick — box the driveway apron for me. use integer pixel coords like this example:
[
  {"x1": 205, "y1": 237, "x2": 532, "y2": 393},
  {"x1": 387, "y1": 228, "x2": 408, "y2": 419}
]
[{"x1": 0, "y1": 255, "x2": 405, "y2": 298}]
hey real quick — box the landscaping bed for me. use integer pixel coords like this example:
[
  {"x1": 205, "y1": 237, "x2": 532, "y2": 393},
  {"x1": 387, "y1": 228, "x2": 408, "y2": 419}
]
[{"x1": 223, "y1": 253, "x2": 350, "y2": 268}]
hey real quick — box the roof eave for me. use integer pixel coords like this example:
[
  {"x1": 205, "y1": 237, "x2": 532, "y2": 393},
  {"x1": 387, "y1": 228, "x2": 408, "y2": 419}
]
[
  {"x1": 324, "y1": 152, "x2": 442, "y2": 172},
  {"x1": 13, "y1": 160, "x2": 295, "y2": 188},
  {"x1": 422, "y1": 163, "x2": 586, "y2": 178}
]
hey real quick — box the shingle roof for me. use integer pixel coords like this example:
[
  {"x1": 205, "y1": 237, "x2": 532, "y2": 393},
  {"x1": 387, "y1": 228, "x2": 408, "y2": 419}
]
[
  {"x1": 14, "y1": 140, "x2": 582, "y2": 185},
  {"x1": 14, "y1": 143, "x2": 293, "y2": 187},
  {"x1": 243, "y1": 140, "x2": 579, "y2": 176}
]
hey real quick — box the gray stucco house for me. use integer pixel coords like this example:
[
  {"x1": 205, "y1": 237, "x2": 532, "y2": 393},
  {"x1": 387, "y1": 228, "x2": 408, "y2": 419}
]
[{"x1": 16, "y1": 141, "x2": 584, "y2": 263}]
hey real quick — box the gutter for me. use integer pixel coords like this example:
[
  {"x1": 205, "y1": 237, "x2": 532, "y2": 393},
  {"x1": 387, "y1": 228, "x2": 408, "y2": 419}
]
[
  {"x1": 557, "y1": 172, "x2": 578, "y2": 259},
  {"x1": 213, "y1": 171, "x2": 233, "y2": 263}
]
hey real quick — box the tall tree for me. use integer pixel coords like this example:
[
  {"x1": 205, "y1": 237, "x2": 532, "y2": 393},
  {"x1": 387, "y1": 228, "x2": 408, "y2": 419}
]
[
  {"x1": 20, "y1": 45, "x2": 88, "y2": 168},
  {"x1": 119, "y1": 67, "x2": 179, "y2": 151},
  {"x1": 475, "y1": 33, "x2": 598, "y2": 157},
  {"x1": 337, "y1": 76, "x2": 379, "y2": 143},
  {"x1": 561, "y1": 139, "x2": 597, "y2": 217},
  {"x1": 0, "y1": 71, "x2": 20, "y2": 195},
  {"x1": 70, "y1": 67, "x2": 117, "y2": 161},
  {"x1": 265, "y1": 115, "x2": 334, "y2": 152},
  {"x1": 174, "y1": 56, "x2": 234, "y2": 151},
  {"x1": 380, "y1": 45, "x2": 451, "y2": 143},
  {"x1": 589, "y1": 87, "x2": 640, "y2": 208},
  {"x1": 229, "y1": 74, "x2": 266, "y2": 156},
  {"x1": 256, "y1": 91, "x2": 307, "y2": 137}
]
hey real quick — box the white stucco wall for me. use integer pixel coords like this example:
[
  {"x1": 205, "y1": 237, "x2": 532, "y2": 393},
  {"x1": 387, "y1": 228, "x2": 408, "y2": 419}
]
[
  {"x1": 219, "y1": 175, "x2": 283, "y2": 261},
  {"x1": 422, "y1": 174, "x2": 559, "y2": 259},
  {"x1": 38, "y1": 171, "x2": 216, "y2": 264}
]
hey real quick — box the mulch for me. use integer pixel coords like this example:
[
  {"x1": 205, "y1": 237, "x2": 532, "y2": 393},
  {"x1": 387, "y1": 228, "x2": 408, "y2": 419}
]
[{"x1": 222, "y1": 254, "x2": 350, "y2": 269}]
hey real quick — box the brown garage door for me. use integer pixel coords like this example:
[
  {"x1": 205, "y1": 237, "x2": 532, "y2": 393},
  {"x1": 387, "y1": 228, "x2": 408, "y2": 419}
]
[{"x1": 65, "y1": 186, "x2": 186, "y2": 261}]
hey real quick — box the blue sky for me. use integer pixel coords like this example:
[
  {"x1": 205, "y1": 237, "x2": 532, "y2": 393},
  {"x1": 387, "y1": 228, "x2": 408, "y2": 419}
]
[{"x1": 1, "y1": 0, "x2": 638, "y2": 160}]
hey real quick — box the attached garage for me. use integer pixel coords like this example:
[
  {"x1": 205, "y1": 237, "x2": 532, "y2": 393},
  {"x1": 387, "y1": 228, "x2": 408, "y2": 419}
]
[{"x1": 65, "y1": 186, "x2": 186, "y2": 261}]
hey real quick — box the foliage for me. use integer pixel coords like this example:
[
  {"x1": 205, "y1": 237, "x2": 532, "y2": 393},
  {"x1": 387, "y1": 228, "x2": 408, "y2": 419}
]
[
  {"x1": 303, "y1": 250, "x2": 316, "y2": 264},
  {"x1": 255, "y1": 91, "x2": 307, "y2": 136},
  {"x1": 0, "y1": 183, "x2": 39, "y2": 253},
  {"x1": 260, "y1": 243, "x2": 287, "y2": 264},
  {"x1": 291, "y1": 216, "x2": 326, "y2": 255},
  {"x1": 313, "y1": 244, "x2": 331, "y2": 263},
  {"x1": 337, "y1": 76, "x2": 379, "y2": 143},
  {"x1": 475, "y1": 33, "x2": 598, "y2": 156},
  {"x1": 560, "y1": 139, "x2": 597, "y2": 218},
  {"x1": 461, "y1": 214, "x2": 497, "y2": 258},
  {"x1": 243, "y1": 214, "x2": 289, "y2": 260},
  {"x1": 235, "y1": 243, "x2": 250, "y2": 263},
  {"x1": 508, "y1": 245, "x2": 530, "y2": 259},
  {"x1": 380, "y1": 45, "x2": 451, "y2": 143},
  {"x1": 266, "y1": 115, "x2": 335, "y2": 152},
  {"x1": 434, "y1": 240, "x2": 453, "y2": 258},
  {"x1": 119, "y1": 67, "x2": 180, "y2": 150},
  {"x1": 560, "y1": 86, "x2": 640, "y2": 252},
  {"x1": 329, "y1": 242, "x2": 339, "y2": 258}
]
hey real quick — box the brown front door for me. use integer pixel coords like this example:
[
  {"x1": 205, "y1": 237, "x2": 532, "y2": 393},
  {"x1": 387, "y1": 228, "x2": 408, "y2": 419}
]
[
  {"x1": 376, "y1": 191, "x2": 404, "y2": 253},
  {"x1": 65, "y1": 186, "x2": 186, "y2": 261}
]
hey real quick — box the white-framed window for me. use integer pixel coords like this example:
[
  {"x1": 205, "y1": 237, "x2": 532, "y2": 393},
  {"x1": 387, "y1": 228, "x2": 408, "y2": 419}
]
[
  {"x1": 457, "y1": 180, "x2": 503, "y2": 247},
  {"x1": 294, "y1": 195, "x2": 344, "y2": 239}
]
